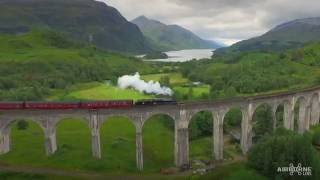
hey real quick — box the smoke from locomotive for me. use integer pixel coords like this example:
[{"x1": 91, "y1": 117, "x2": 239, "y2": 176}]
[{"x1": 117, "y1": 73, "x2": 173, "y2": 96}]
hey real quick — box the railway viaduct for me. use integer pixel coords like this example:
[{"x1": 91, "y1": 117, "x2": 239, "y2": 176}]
[{"x1": 0, "y1": 86, "x2": 320, "y2": 171}]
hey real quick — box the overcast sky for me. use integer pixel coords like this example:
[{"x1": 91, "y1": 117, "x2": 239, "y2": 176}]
[{"x1": 99, "y1": 0, "x2": 320, "y2": 45}]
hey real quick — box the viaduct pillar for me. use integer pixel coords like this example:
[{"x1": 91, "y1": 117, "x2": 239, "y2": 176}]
[
  {"x1": 213, "y1": 110, "x2": 225, "y2": 161},
  {"x1": 272, "y1": 105, "x2": 278, "y2": 130},
  {"x1": 0, "y1": 127, "x2": 10, "y2": 155},
  {"x1": 305, "y1": 104, "x2": 311, "y2": 132},
  {"x1": 311, "y1": 96, "x2": 320, "y2": 126},
  {"x1": 241, "y1": 103, "x2": 254, "y2": 154},
  {"x1": 89, "y1": 111, "x2": 101, "y2": 159},
  {"x1": 175, "y1": 109, "x2": 189, "y2": 167},
  {"x1": 284, "y1": 98, "x2": 295, "y2": 130},
  {"x1": 44, "y1": 126, "x2": 57, "y2": 155},
  {"x1": 135, "y1": 125, "x2": 143, "y2": 171},
  {"x1": 297, "y1": 100, "x2": 310, "y2": 134}
]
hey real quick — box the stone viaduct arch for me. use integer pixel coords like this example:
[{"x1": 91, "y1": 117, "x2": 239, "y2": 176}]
[{"x1": 0, "y1": 86, "x2": 320, "y2": 171}]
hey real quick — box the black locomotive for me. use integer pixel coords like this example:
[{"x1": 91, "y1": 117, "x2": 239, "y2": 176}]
[{"x1": 135, "y1": 99, "x2": 178, "y2": 106}]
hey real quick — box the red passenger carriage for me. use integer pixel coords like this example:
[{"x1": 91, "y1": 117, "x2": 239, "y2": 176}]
[
  {"x1": 0, "y1": 102, "x2": 24, "y2": 110},
  {"x1": 0, "y1": 100, "x2": 134, "y2": 110},
  {"x1": 24, "y1": 102, "x2": 79, "y2": 110}
]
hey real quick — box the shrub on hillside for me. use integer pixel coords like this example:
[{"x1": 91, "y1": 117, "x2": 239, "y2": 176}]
[
  {"x1": 248, "y1": 128, "x2": 320, "y2": 179},
  {"x1": 17, "y1": 120, "x2": 29, "y2": 130},
  {"x1": 189, "y1": 112, "x2": 213, "y2": 140},
  {"x1": 312, "y1": 130, "x2": 320, "y2": 146}
]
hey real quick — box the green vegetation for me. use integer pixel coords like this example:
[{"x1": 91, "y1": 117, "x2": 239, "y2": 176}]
[
  {"x1": 48, "y1": 71, "x2": 211, "y2": 102},
  {"x1": 289, "y1": 43, "x2": 320, "y2": 66},
  {"x1": 142, "y1": 73, "x2": 189, "y2": 85},
  {"x1": 0, "y1": 171, "x2": 78, "y2": 180},
  {"x1": 49, "y1": 83, "x2": 152, "y2": 101},
  {"x1": 189, "y1": 112, "x2": 213, "y2": 140},
  {"x1": 0, "y1": 30, "x2": 152, "y2": 101},
  {"x1": 248, "y1": 128, "x2": 320, "y2": 179},
  {"x1": 16, "y1": 120, "x2": 29, "y2": 130},
  {"x1": 189, "y1": 137, "x2": 213, "y2": 163},
  {"x1": 141, "y1": 72, "x2": 210, "y2": 101},
  {"x1": 224, "y1": 109, "x2": 242, "y2": 130},
  {"x1": 181, "y1": 43, "x2": 320, "y2": 99},
  {"x1": 0, "y1": 118, "x2": 267, "y2": 178},
  {"x1": 190, "y1": 162, "x2": 267, "y2": 180},
  {"x1": 0, "y1": 118, "x2": 175, "y2": 173},
  {"x1": 313, "y1": 130, "x2": 320, "y2": 146},
  {"x1": 143, "y1": 116, "x2": 175, "y2": 170},
  {"x1": 173, "y1": 85, "x2": 210, "y2": 100},
  {"x1": 143, "y1": 51, "x2": 168, "y2": 59},
  {"x1": 252, "y1": 105, "x2": 274, "y2": 143}
]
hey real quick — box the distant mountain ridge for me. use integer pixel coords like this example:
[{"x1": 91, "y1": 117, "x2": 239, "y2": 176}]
[
  {"x1": 0, "y1": 0, "x2": 151, "y2": 54},
  {"x1": 132, "y1": 16, "x2": 222, "y2": 51},
  {"x1": 271, "y1": 17, "x2": 320, "y2": 32},
  {"x1": 216, "y1": 17, "x2": 320, "y2": 55}
]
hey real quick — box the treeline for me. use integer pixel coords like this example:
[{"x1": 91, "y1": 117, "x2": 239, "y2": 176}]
[{"x1": 249, "y1": 128, "x2": 320, "y2": 179}]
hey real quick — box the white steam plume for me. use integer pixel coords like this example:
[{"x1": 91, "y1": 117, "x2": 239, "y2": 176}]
[{"x1": 117, "y1": 73, "x2": 173, "y2": 96}]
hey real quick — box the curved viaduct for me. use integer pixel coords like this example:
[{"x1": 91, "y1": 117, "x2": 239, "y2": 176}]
[{"x1": 1, "y1": 86, "x2": 320, "y2": 171}]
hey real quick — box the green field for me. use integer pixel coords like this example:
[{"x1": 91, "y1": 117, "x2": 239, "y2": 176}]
[
  {"x1": 0, "y1": 117, "x2": 247, "y2": 175},
  {"x1": 142, "y1": 73, "x2": 189, "y2": 85},
  {"x1": 0, "y1": 118, "x2": 176, "y2": 173},
  {"x1": 48, "y1": 73, "x2": 210, "y2": 102},
  {"x1": 173, "y1": 85, "x2": 210, "y2": 99},
  {"x1": 141, "y1": 73, "x2": 210, "y2": 100},
  {"x1": 49, "y1": 83, "x2": 153, "y2": 101},
  {"x1": 189, "y1": 137, "x2": 212, "y2": 161}
]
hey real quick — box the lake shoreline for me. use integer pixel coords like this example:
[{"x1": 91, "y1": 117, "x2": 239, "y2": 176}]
[{"x1": 138, "y1": 49, "x2": 215, "y2": 62}]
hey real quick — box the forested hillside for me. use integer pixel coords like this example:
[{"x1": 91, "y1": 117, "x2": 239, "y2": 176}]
[
  {"x1": 0, "y1": 31, "x2": 152, "y2": 100},
  {"x1": 181, "y1": 42, "x2": 320, "y2": 98}
]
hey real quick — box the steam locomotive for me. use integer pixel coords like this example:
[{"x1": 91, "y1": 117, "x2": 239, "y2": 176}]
[{"x1": 0, "y1": 99, "x2": 177, "y2": 110}]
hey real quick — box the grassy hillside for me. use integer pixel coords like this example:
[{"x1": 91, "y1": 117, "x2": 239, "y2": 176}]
[{"x1": 0, "y1": 30, "x2": 152, "y2": 101}]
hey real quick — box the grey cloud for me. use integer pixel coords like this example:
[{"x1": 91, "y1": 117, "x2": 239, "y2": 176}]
[
  {"x1": 101, "y1": 0, "x2": 320, "y2": 45},
  {"x1": 170, "y1": 0, "x2": 266, "y2": 9}
]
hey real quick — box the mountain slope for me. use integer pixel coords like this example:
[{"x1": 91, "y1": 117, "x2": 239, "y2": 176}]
[
  {"x1": 216, "y1": 17, "x2": 320, "y2": 55},
  {"x1": 0, "y1": 0, "x2": 151, "y2": 54},
  {"x1": 132, "y1": 16, "x2": 222, "y2": 51}
]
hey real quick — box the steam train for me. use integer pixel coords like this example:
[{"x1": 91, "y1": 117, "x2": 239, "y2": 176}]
[{"x1": 0, "y1": 99, "x2": 178, "y2": 110}]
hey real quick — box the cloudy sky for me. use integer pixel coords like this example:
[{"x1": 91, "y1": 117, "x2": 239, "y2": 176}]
[{"x1": 100, "y1": 0, "x2": 320, "y2": 45}]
